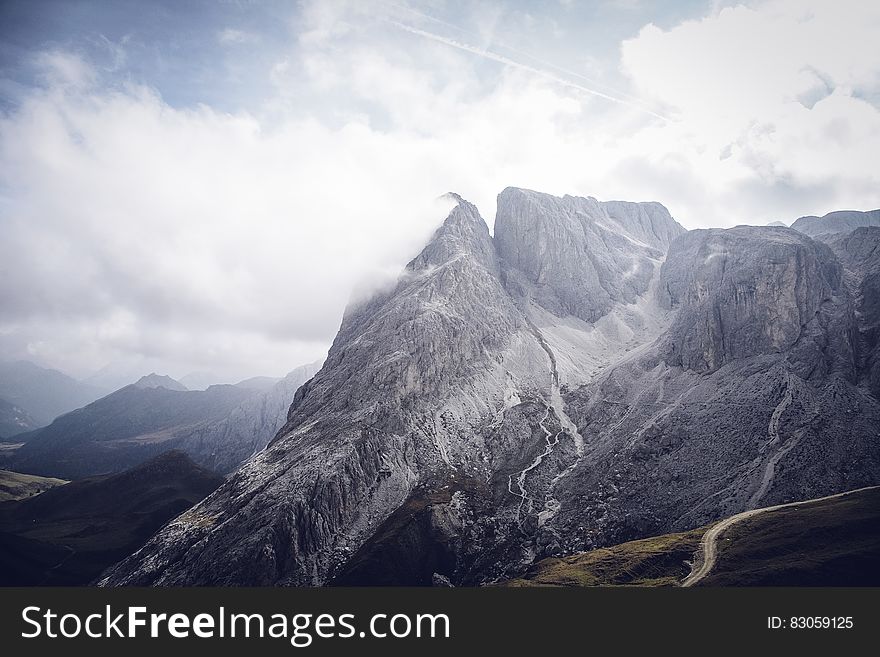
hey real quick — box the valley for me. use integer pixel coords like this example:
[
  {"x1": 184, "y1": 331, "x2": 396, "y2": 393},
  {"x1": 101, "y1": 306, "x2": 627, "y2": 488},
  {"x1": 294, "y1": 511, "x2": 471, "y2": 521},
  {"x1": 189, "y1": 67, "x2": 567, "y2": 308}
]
[{"x1": 0, "y1": 451, "x2": 223, "y2": 585}]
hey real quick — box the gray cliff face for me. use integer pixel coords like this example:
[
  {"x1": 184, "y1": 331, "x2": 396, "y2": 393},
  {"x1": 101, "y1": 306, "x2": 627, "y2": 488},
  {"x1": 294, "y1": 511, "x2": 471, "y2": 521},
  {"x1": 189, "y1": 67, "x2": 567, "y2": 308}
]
[
  {"x1": 659, "y1": 226, "x2": 850, "y2": 377},
  {"x1": 495, "y1": 187, "x2": 685, "y2": 322},
  {"x1": 554, "y1": 226, "x2": 879, "y2": 549},
  {"x1": 557, "y1": 357, "x2": 880, "y2": 550},
  {"x1": 99, "y1": 190, "x2": 880, "y2": 587},
  {"x1": 791, "y1": 209, "x2": 880, "y2": 238},
  {"x1": 826, "y1": 227, "x2": 880, "y2": 398},
  {"x1": 178, "y1": 361, "x2": 322, "y2": 474}
]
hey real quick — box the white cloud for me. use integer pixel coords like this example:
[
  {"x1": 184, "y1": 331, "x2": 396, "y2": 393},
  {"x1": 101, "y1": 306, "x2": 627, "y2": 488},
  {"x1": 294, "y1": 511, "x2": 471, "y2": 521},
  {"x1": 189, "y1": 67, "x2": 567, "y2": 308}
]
[
  {"x1": 0, "y1": 68, "x2": 450, "y2": 378},
  {"x1": 1, "y1": 0, "x2": 878, "y2": 380},
  {"x1": 34, "y1": 51, "x2": 97, "y2": 90},
  {"x1": 619, "y1": 0, "x2": 880, "y2": 220}
]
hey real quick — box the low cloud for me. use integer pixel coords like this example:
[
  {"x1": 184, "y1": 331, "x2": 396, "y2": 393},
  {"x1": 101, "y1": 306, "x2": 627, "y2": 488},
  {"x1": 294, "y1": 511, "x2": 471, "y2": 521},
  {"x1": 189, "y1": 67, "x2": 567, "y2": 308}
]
[{"x1": 0, "y1": 56, "x2": 447, "y2": 379}]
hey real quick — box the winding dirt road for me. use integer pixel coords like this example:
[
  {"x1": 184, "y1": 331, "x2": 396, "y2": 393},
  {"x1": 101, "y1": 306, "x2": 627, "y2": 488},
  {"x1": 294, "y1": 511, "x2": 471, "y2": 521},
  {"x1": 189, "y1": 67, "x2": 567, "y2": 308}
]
[{"x1": 681, "y1": 486, "x2": 878, "y2": 587}]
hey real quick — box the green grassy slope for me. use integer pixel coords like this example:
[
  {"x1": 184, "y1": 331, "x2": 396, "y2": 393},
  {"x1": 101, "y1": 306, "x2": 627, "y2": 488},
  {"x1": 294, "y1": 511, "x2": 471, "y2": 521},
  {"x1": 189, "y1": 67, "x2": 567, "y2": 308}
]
[
  {"x1": 0, "y1": 469, "x2": 67, "y2": 502},
  {"x1": 503, "y1": 527, "x2": 705, "y2": 587}
]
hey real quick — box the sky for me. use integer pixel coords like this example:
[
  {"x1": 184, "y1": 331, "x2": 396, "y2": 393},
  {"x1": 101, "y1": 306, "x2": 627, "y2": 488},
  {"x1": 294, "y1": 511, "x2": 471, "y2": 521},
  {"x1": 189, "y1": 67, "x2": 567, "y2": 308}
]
[{"x1": 0, "y1": 0, "x2": 878, "y2": 384}]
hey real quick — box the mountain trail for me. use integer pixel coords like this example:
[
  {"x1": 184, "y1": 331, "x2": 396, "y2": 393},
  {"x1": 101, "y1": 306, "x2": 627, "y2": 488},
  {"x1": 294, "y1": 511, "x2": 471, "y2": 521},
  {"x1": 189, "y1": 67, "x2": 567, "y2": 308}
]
[{"x1": 682, "y1": 486, "x2": 878, "y2": 587}]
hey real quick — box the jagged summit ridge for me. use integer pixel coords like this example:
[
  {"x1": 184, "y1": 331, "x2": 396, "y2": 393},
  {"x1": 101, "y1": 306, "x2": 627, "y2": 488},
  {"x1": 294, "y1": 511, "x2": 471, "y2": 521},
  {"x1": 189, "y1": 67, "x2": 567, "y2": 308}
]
[
  {"x1": 409, "y1": 193, "x2": 498, "y2": 273},
  {"x1": 494, "y1": 187, "x2": 685, "y2": 323}
]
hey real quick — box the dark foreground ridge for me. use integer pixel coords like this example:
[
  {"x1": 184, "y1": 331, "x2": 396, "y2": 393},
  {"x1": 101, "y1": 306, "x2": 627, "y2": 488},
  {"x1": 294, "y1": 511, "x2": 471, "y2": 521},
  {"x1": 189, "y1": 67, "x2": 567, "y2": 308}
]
[{"x1": 0, "y1": 450, "x2": 223, "y2": 585}]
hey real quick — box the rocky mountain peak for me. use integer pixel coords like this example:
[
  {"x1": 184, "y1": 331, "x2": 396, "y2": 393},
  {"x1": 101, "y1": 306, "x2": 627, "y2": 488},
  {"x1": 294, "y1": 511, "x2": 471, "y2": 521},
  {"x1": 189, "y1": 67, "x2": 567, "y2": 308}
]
[
  {"x1": 407, "y1": 193, "x2": 497, "y2": 274},
  {"x1": 288, "y1": 195, "x2": 519, "y2": 428},
  {"x1": 601, "y1": 199, "x2": 683, "y2": 249}
]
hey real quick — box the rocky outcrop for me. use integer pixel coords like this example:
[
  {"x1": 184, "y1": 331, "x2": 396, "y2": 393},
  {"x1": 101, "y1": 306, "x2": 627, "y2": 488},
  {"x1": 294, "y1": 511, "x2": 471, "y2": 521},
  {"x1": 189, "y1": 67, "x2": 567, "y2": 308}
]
[
  {"x1": 826, "y1": 227, "x2": 880, "y2": 398},
  {"x1": 495, "y1": 187, "x2": 685, "y2": 323},
  {"x1": 659, "y1": 226, "x2": 851, "y2": 377}
]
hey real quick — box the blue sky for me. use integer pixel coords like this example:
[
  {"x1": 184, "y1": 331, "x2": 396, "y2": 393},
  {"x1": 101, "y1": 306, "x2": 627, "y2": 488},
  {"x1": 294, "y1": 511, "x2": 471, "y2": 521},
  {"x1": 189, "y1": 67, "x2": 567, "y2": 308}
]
[
  {"x1": 0, "y1": 0, "x2": 878, "y2": 381},
  {"x1": 1, "y1": 0, "x2": 291, "y2": 112},
  {"x1": 1, "y1": 0, "x2": 713, "y2": 113}
]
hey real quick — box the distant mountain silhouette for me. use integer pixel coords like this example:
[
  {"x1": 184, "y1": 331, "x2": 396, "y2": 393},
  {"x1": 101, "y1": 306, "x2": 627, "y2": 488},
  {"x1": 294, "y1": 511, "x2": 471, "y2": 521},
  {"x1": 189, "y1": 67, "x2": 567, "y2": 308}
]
[
  {"x1": 134, "y1": 373, "x2": 188, "y2": 391},
  {"x1": 0, "y1": 361, "x2": 106, "y2": 428},
  {"x1": 0, "y1": 397, "x2": 39, "y2": 438},
  {"x1": 6, "y1": 361, "x2": 321, "y2": 479}
]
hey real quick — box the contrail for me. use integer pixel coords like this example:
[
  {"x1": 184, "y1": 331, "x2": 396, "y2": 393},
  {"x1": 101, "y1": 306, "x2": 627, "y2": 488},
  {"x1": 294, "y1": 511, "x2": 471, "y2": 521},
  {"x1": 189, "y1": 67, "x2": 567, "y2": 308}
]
[
  {"x1": 385, "y1": 1, "x2": 649, "y2": 108},
  {"x1": 386, "y1": 19, "x2": 670, "y2": 122}
]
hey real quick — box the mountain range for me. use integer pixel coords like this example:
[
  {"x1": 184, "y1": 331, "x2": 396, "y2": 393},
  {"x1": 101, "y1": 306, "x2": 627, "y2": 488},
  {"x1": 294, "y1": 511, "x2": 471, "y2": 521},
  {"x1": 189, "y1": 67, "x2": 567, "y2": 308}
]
[
  {"x1": 95, "y1": 190, "x2": 880, "y2": 586},
  {"x1": 6, "y1": 361, "x2": 322, "y2": 479},
  {"x1": 0, "y1": 397, "x2": 39, "y2": 439}
]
